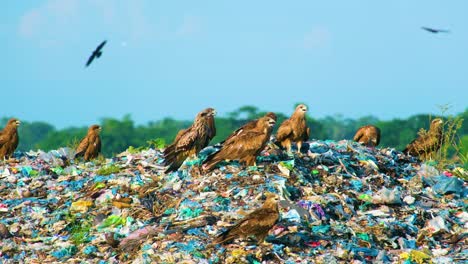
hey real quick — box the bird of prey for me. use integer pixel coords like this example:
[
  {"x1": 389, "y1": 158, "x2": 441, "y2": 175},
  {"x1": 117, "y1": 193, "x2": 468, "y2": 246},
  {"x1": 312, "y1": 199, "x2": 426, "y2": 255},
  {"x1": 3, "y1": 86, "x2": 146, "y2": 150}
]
[
  {"x1": 163, "y1": 108, "x2": 216, "y2": 173},
  {"x1": 220, "y1": 112, "x2": 277, "y2": 145},
  {"x1": 353, "y1": 125, "x2": 381, "y2": 147},
  {"x1": 213, "y1": 193, "x2": 280, "y2": 245},
  {"x1": 75, "y1": 125, "x2": 102, "y2": 161},
  {"x1": 404, "y1": 118, "x2": 443, "y2": 159},
  {"x1": 421, "y1": 27, "x2": 450, "y2": 34},
  {"x1": 276, "y1": 104, "x2": 310, "y2": 153},
  {"x1": 0, "y1": 118, "x2": 20, "y2": 160},
  {"x1": 202, "y1": 114, "x2": 276, "y2": 172},
  {"x1": 174, "y1": 109, "x2": 217, "y2": 143},
  {"x1": 85, "y1": 40, "x2": 107, "y2": 67}
]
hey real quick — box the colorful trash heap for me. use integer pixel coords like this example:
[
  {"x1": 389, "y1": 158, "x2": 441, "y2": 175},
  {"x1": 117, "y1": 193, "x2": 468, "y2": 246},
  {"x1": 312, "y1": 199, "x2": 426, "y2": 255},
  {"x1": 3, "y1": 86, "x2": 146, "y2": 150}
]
[{"x1": 0, "y1": 140, "x2": 466, "y2": 263}]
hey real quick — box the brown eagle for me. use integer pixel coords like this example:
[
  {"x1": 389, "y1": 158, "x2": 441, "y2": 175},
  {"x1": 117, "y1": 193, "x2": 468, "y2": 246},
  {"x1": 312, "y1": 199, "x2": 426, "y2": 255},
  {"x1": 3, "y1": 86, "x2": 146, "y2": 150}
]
[
  {"x1": 0, "y1": 118, "x2": 20, "y2": 160},
  {"x1": 404, "y1": 118, "x2": 443, "y2": 159},
  {"x1": 202, "y1": 114, "x2": 276, "y2": 172},
  {"x1": 213, "y1": 193, "x2": 280, "y2": 245},
  {"x1": 276, "y1": 104, "x2": 310, "y2": 153},
  {"x1": 75, "y1": 125, "x2": 102, "y2": 161},
  {"x1": 220, "y1": 112, "x2": 277, "y2": 145},
  {"x1": 174, "y1": 109, "x2": 216, "y2": 143},
  {"x1": 163, "y1": 108, "x2": 216, "y2": 173},
  {"x1": 353, "y1": 125, "x2": 381, "y2": 147}
]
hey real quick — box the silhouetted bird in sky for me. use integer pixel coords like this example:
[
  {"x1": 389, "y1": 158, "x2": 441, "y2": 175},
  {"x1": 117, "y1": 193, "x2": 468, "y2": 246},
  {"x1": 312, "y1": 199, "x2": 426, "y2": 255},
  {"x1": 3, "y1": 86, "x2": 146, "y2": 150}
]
[
  {"x1": 85, "y1": 40, "x2": 107, "y2": 67},
  {"x1": 421, "y1": 27, "x2": 450, "y2": 34}
]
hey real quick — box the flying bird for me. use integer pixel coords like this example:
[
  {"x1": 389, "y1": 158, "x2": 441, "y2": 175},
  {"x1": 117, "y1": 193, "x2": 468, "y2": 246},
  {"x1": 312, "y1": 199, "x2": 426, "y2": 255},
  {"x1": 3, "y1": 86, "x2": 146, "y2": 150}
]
[
  {"x1": 85, "y1": 40, "x2": 107, "y2": 67},
  {"x1": 220, "y1": 112, "x2": 277, "y2": 145},
  {"x1": 276, "y1": 104, "x2": 310, "y2": 153},
  {"x1": 75, "y1": 125, "x2": 102, "y2": 161},
  {"x1": 163, "y1": 108, "x2": 216, "y2": 173},
  {"x1": 0, "y1": 118, "x2": 20, "y2": 160},
  {"x1": 404, "y1": 118, "x2": 443, "y2": 159},
  {"x1": 213, "y1": 193, "x2": 280, "y2": 245},
  {"x1": 421, "y1": 27, "x2": 450, "y2": 34},
  {"x1": 353, "y1": 125, "x2": 381, "y2": 147},
  {"x1": 202, "y1": 114, "x2": 276, "y2": 172}
]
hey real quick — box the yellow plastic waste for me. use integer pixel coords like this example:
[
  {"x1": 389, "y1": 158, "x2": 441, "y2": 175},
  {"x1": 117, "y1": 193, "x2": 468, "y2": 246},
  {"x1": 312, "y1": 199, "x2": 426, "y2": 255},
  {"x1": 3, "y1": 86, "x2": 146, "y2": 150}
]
[
  {"x1": 400, "y1": 250, "x2": 431, "y2": 264},
  {"x1": 112, "y1": 201, "x2": 131, "y2": 209},
  {"x1": 70, "y1": 200, "x2": 93, "y2": 213}
]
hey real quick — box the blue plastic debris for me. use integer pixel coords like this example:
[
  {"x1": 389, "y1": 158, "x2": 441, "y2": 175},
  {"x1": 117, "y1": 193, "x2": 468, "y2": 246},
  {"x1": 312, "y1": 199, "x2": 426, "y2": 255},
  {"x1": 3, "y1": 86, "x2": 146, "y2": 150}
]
[{"x1": 0, "y1": 140, "x2": 465, "y2": 263}]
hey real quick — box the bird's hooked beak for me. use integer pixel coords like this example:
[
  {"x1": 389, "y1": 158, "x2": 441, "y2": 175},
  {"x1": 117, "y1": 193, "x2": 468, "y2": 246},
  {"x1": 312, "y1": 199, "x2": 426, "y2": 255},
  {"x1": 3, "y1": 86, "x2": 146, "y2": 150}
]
[
  {"x1": 15, "y1": 120, "x2": 21, "y2": 126},
  {"x1": 211, "y1": 110, "x2": 217, "y2": 116},
  {"x1": 268, "y1": 119, "x2": 276, "y2": 127},
  {"x1": 302, "y1": 106, "x2": 308, "y2": 112}
]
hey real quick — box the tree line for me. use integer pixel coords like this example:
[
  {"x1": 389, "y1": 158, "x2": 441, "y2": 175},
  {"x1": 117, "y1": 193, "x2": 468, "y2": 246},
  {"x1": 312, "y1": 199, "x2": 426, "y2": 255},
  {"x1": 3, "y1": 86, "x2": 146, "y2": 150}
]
[{"x1": 2, "y1": 106, "x2": 466, "y2": 159}]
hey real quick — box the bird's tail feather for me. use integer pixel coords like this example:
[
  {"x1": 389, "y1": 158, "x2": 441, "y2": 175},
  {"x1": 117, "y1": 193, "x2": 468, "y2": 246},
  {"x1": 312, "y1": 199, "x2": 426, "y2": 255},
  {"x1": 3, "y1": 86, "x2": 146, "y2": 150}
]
[
  {"x1": 165, "y1": 160, "x2": 184, "y2": 173},
  {"x1": 353, "y1": 131, "x2": 363, "y2": 142},
  {"x1": 202, "y1": 153, "x2": 223, "y2": 172},
  {"x1": 213, "y1": 230, "x2": 236, "y2": 245},
  {"x1": 74, "y1": 151, "x2": 84, "y2": 159},
  {"x1": 163, "y1": 145, "x2": 185, "y2": 173}
]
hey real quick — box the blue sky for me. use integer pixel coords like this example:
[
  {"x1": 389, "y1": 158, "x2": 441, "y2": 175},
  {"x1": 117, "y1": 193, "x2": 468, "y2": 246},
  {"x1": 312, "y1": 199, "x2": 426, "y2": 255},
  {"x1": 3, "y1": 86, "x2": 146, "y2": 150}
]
[{"x1": 2, "y1": 0, "x2": 467, "y2": 128}]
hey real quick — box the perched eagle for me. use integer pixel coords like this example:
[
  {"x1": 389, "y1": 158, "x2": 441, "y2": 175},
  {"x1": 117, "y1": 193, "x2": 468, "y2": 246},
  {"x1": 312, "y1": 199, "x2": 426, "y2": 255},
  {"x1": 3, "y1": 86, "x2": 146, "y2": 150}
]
[
  {"x1": 404, "y1": 118, "x2": 443, "y2": 159},
  {"x1": 202, "y1": 114, "x2": 276, "y2": 172},
  {"x1": 353, "y1": 125, "x2": 381, "y2": 147},
  {"x1": 220, "y1": 112, "x2": 277, "y2": 145},
  {"x1": 0, "y1": 118, "x2": 20, "y2": 160},
  {"x1": 276, "y1": 104, "x2": 310, "y2": 153},
  {"x1": 174, "y1": 109, "x2": 216, "y2": 143},
  {"x1": 213, "y1": 193, "x2": 280, "y2": 245},
  {"x1": 75, "y1": 125, "x2": 102, "y2": 161},
  {"x1": 163, "y1": 108, "x2": 216, "y2": 173}
]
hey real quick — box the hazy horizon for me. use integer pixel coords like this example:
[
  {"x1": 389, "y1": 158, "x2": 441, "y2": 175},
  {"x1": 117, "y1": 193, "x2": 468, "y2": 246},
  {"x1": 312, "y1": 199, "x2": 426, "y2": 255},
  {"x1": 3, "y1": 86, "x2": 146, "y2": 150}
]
[
  {"x1": 2, "y1": 105, "x2": 465, "y2": 130},
  {"x1": 3, "y1": 1, "x2": 467, "y2": 128}
]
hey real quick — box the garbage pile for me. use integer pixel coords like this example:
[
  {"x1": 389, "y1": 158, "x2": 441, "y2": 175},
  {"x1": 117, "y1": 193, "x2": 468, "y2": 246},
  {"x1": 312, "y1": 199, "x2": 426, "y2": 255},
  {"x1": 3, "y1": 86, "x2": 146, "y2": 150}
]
[{"x1": 0, "y1": 140, "x2": 466, "y2": 263}]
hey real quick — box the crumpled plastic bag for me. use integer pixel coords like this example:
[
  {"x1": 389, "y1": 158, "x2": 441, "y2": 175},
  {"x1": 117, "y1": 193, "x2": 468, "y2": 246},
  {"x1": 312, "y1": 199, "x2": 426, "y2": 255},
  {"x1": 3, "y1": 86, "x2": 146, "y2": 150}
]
[
  {"x1": 372, "y1": 187, "x2": 402, "y2": 204},
  {"x1": 422, "y1": 175, "x2": 466, "y2": 196}
]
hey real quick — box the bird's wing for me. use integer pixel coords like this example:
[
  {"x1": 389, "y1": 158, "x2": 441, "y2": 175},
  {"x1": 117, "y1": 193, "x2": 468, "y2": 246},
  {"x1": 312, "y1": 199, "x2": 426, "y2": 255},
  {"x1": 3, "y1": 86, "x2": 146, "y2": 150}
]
[
  {"x1": 276, "y1": 119, "x2": 293, "y2": 142},
  {"x1": 96, "y1": 40, "x2": 107, "y2": 51},
  {"x1": 85, "y1": 53, "x2": 96, "y2": 67},
  {"x1": 0, "y1": 133, "x2": 7, "y2": 146},
  {"x1": 300, "y1": 120, "x2": 310, "y2": 141},
  {"x1": 205, "y1": 130, "x2": 264, "y2": 166},
  {"x1": 95, "y1": 136, "x2": 102, "y2": 153},
  {"x1": 208, "y1": 116, "x2": 216, "y2": 140},
  {"x1": 375, "y1": 127, "x2": 381, "y2": 146},
  {"x1": 229, "y1": 207, "x2": 278, "y2": 236},
  {"x1": 12, "y1": 134, "x2": 19, "y2": 150},
  {"x1": 223, "y1": 130, "x2": 265, "y2": 153},
  {"x1": 353, "y1": 127, "x2": 365, "y2": 142},
  {"x1": 421, "y1": 27, "x2": 435, "y2": 32},
  {"x1": 174, "y1": 128, "x2": 187, "y2": 142},
  {"x1": 221, "y1": 120, "x2": 257, "y2": 145},
  {"x1": 75, "y1": 135, "x2": 89, "y2": 156},
  {"x1": 405, "y1": 132, "x2": 435, "y2": 154},
  {"x1": 175, "y1": 127, "x2": 199, "y2": 152}
]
